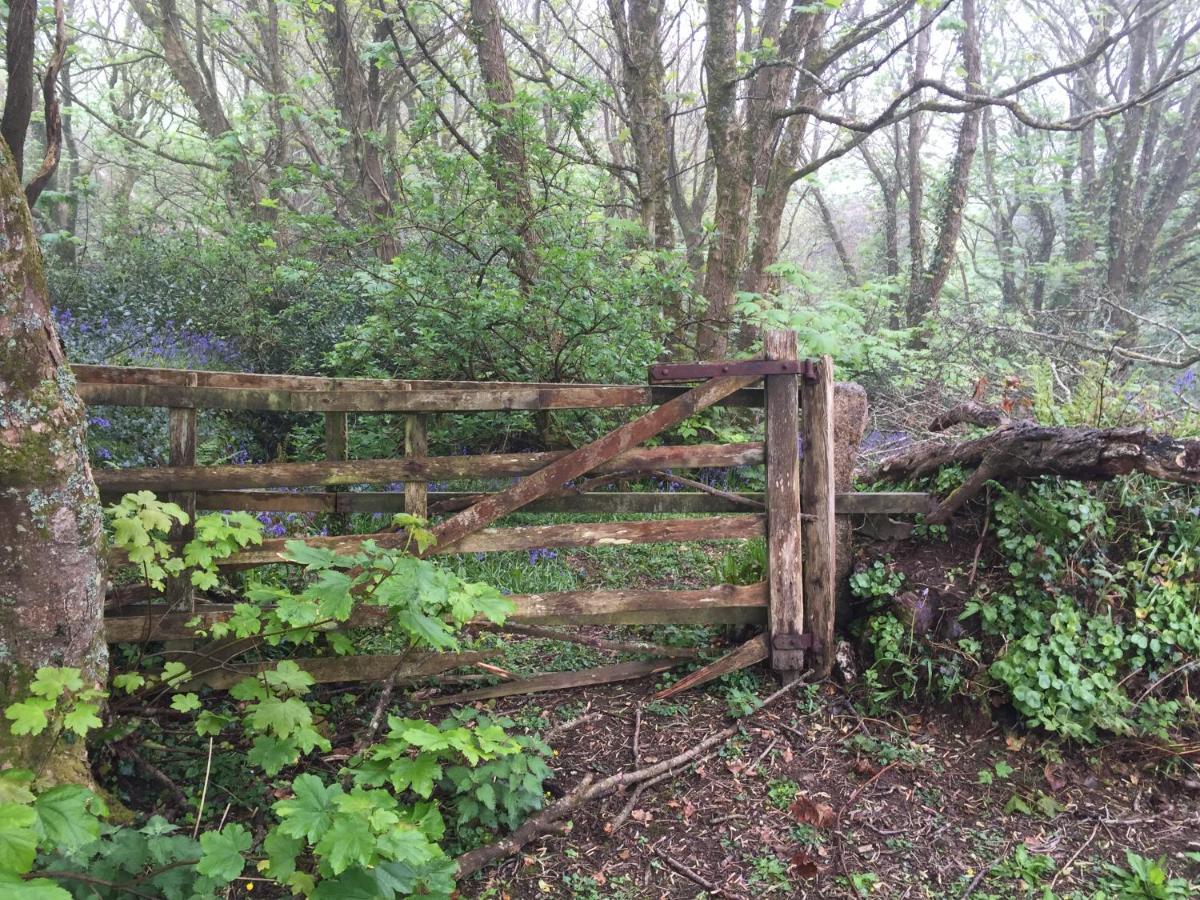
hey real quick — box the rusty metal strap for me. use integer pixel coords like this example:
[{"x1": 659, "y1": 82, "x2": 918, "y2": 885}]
[{"x1": 650, "y1": 359, "x2": 821, "y2": 383}]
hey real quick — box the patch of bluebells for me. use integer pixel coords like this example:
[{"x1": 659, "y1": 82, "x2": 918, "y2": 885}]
[
  {"x1": 528, "y1": 548, "x2": 557, "y2": 565},
  {"x1": 1174, "y1": 369, "x2": 1197, "y2": 395},
  {"x1": 54, "y1": 308, "x2": 243, "y2": 370},
  {"x1": 254, "y1": 511, "x2": 326, "y2": 538}
]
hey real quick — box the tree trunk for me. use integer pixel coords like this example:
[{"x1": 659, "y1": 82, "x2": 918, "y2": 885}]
[
  {"x1": 0, "y1": 137, "x2": 106, "y2": 778},
  {"x1": 905, "y1": 0, "x2": 982, "y2": 340}
]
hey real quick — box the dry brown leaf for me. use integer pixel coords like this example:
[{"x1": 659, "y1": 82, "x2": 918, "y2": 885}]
[
  {"x1": 1043, "y1": 763, "x2": 1066, "y2": 793},
  {"x1": 852, "y1": 756, "x2": 880, "y2": 777},
  {"x1": 630, "y1": 809, "x2": 653, "y2": 824},
  {"x1": 789, "y1": 796, "x2": 835, "y2": 828},
  {"x1": 1005, "y1": 733, "x2": 1026, "y2": 752},
  {"x1": 682, "y1": 799, "x2": 696, "y2": 821},
  {"x1": 790, "y1": 850, "x2": 820, "y2": 878}
]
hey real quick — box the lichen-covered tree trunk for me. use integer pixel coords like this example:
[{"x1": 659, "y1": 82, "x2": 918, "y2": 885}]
[{"x1": 0, "y1": 136, "x2": 106, "y2": 778}]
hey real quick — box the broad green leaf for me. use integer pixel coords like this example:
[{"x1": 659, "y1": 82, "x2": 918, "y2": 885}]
[
  {"x1": 314, "y1": 815, "x2": 374, "y2": 875},
  {"x1": 0, "y1": 871, "x2": 72, "y2": 899},
  {"x1": 274, "y1": 774, "x2": 342, "y2": 842},
  {"x1": 0, "y1": 804, "x2": 39, "y2": 874},
  {"x1": 170, "y1": 693, "x2": 201, "y2": 713},
  {"x1": 197, "y1": 824, "x2": 251, "y2": 883},
  {"x1": 248, "y1": 735, "x2": 300, "y2": 775},
  {"x1": 5, "y1": 699, "x2": 54, "y2": 736},
  {"x1": 34, "y1": 786, "x2": 102, "y2": 853},
  {"x1": 62, "y1": 703, "x2": 102, "y2": 737},
  {"x1": 264, "y1": 661, "x2": 316, "y2": 696},
  {"x1": 30, "y1": 668, "x2": 83, "y2": 701}
]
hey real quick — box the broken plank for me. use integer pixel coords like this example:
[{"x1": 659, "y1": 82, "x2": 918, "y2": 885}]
[
  {"x1": 654, "y1": 634, "x2": 769, "y2": 700},
  {"x1": 426, "y1": 658, "x2": 685, "y2": 706}
]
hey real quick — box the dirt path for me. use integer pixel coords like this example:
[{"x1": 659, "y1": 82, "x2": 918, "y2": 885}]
[{"x1": 458, "y1": 679, "x2": 1200, "y2": 899}]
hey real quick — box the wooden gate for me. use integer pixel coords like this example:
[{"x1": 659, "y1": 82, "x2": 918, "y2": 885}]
[{"x1": 88, "y1": 330, "x2": 929, "y2": 687}]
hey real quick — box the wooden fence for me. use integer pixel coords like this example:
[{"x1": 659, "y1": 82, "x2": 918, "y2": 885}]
[{"x1": 84, "y1": 332, "x2": 929, "y2": 683}]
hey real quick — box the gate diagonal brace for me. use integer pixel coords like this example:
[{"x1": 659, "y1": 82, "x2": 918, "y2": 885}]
[{"x1": 649, "y1": 359, "x2": 820, "y2": 383}]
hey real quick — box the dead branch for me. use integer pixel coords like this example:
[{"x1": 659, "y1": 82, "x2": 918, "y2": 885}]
[{"x1": 876, "y1": 421, "x2": 1200, "y2": 524}]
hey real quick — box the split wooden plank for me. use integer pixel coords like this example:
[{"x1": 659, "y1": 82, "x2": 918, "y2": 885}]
[
  {"x1": 93, "y1": 442, "x2": 765, "y2": 493},
  {"x1": 430, "y1": 374, "x2": 763, "y2": 553},
  {"x1": 405, "y1": 415, "x2": 428, "y2": 520},
  {"x1": 653, "y1": 634, "x2": 769, "y2": 700},
  {"x1": 764, "y1": 331, "x2": 805, "y2": 679},
  {"x1": 190, "y1": 651, "x2": 493, "y2": 690},
  {"x1": 501, "y1": 582, "x2": 767, "y2": 626},
  {"x1": 103, "y1": 582, "x2": 769, "y2": 642},
  {"x1": 105, "y1": 489, "x2": 932, "y2": 517},
  {"x1": 801, "y1": 354, "x2": 837, "y2": 677},
  {"x1": 426, "y1": 658, "x2": 685, "y2": 706},
  {"x1": 73, "y1": 364, "x2": 769, "y2": 411},
  {"x1": 210, "y1": 515, "x2": 766, "y2": 568}
]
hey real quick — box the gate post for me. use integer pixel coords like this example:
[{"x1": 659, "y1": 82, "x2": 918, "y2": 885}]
[
  {"x1": 405, "y1": 415, "x2": 428, "y2": 520},
  {"x1": 801, "y1": 355, "x2": 836, "y2": 676},
  {"x1": 764, "y1": 331, "x2": 805, "y2": 680},
  {"x1": 325, "y1": 412, "x2": 349, "y2": 533},
  {"x1": 166, "y1": 407, "x2": 196, "y2": 613}
]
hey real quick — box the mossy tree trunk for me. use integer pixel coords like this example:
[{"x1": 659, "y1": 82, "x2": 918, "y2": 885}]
[{"x1": 0, "y1": 136, "x2": 106, "y2": 780}]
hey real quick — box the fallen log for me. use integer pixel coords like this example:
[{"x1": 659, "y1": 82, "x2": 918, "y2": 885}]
[{"x1": 876, "y1": 420, "x2": 1200, "y2": 524}]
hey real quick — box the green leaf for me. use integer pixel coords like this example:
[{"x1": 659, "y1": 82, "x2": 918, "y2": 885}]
[
  {"x1": 30, "y1": 668, "x2": 83, "y2": 701},
  {"x1": 305, "y1": 570, "x2": 354, "y2": 621},
  {"x1": 315, "y1": 815, "x2": 375, "y2": 875},
  {"x1": 264, "y1": 661, "x2": 316, "y2": 696},
  {"x1": 0, "y1": 772, "x2": 35, "y2": 806},
  {"x1": 197, "y1": 823, "x2": 252, "y2": 883},
  {"x1": 0, "y1": 871, "x2": 72, "y2": 899},
  {"x1": 0, "y1": 804, "x2": 39, "y2": 874},
  {"x1": 248, "y1": 696, "x2": 312, "y2": 738},
  {"x1": 161, "y1": 661, "x2": 192, "y2": 687},
  {"x1": 386, "y1": 755, "x2": 441, "y2": 799},
  {"x1": 248, "y1": 735, "x2": 300, "y2": 775},
  {"x1": 262, "y1": 828, "x2": 303, "y2": 881},
  {"x1": 62, "y1": 703, "x2": 103, "y2": 737},
  {"x1": 112, "y1": 673, "x2": 146, "y2": 694},
  {"x1": 5, "y1": 699, "x2": 54, "y2": 736},
  {"x1": 274, "y1": 774, "x2": 342, "y2": 842},
  {"x1": 196, "y1": 710, "x2": 233, "y2": 737},
  {"x1": 282, "y1": 541, "x2": 338, "y2": 571},
  {"x1": 34, "y1": 786, "x2": 102, "y2": 853}
]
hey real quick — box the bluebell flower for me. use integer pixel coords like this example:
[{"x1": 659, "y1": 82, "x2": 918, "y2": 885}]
[
  {"x1": 96, "y1": 448, "x2": 112, "y2": 461},
  {"x1": 88, "y1": 416, "x2": 112, "y2": 429}
]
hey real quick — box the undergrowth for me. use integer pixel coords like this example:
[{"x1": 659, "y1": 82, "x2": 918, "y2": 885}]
[{"x1": 856, "y1": 475, "x2": 1200, "y2": 742}]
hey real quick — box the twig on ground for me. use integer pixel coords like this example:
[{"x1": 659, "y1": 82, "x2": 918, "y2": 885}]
[
  {"x1": 961, "y1": 839, "x2": 1015, "y2": 898},
  {"x1": 653, "y1": 848, "x2": 726, "y2": 896},
  {"x1": 1048, "y1": 822, "x2": 1099, "y2": 891},
  {"x1": 543, "y1": 707, "x2": 601, "y2": 744}
]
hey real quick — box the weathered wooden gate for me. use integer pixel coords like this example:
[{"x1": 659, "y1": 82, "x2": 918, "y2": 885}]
[{"x1": 89, "y1": 330, "x2": 929, "y2": 689}]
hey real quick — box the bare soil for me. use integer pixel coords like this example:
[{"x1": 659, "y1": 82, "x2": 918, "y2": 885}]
[{"x1": 457, "y1": 677, "x2": 1200, "y2": 899}]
